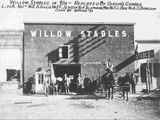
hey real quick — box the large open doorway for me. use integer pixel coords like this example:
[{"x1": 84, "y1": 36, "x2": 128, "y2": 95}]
[
  {"x1": 53, "y1": 64, "x2": 81, "y2": 78},
  {"x1": 53, "y1": 64, "x2": 81, "y2": 92}
]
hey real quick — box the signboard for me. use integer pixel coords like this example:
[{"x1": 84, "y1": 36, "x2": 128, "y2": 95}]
[
  {"x1": 114, "y1": 49, "x2": 154, "y2": 72},
  {"x1": 137, "y1": 50, "x2": 154, "y2": 60}
]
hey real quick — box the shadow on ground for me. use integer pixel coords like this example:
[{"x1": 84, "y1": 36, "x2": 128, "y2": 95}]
[{"x1": 66, "y1": 94, "x2": 106, "y2": 100}]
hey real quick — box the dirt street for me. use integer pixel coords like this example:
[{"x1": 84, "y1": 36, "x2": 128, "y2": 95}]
[{"x1": 0, "y1": 83, "x2": 160, "y2": 120}]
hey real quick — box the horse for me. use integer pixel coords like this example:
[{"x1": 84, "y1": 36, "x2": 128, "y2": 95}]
[
  {"x1": 101, "y1": 68, "x2": 115, "y2": 100},
  {"x1": 117, "y1": 73, "x2": 130, "y2": 101}
]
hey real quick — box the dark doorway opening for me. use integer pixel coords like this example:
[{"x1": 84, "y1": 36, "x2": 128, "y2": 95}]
[
  {"x1": 53, "y1": 64, "x2": 81, "y2": 92},
  {"x1": 53, "y1": 64, "x2": 81, "y2": 77}
]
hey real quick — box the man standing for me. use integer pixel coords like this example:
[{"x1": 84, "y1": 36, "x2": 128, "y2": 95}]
[
  {"x1": 84, "y1": 74, "x2": 91, "y2": 94},
  {"x1": 64, "y1": 73, "x2": 71, "y2": 94},
  {"x1": 130, "y1": 72, "x2": 136, "y2": 94},
  {"x1": 122, "y1": 73, "x2": 130, "y2": 101},
  {"x1": 43, "y1": 74, "x2": 49, "y2": 96},
  {"x1": 78, "y1": 73, "x2": 84, "y2": 89}
]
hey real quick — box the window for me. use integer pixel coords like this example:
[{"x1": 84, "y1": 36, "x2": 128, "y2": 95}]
[
  {"x1": 153, "y1": 63, "x2": 160, "y2": 77},
  {"x1": 59, "y1": 45, "x2": 70, "y2": 59},
  {"x1": 140, "y1": 62, "x2": 160, "y2": 82},
  {"x1": 38, "y1": 74, "x2": 44, "y2": 84}
]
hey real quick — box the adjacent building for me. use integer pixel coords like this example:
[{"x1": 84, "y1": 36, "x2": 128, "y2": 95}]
[
  {"x1": 0, "y1": 31, "x2": 23, "y2": 84},
  {"x1": 135, "y1": 40, "x2": 160, "y2": 91}
]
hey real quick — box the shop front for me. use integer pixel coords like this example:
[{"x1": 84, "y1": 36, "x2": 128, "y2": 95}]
[{"x1": 135, "y1": 40, "x2": 160, "y2": 91}]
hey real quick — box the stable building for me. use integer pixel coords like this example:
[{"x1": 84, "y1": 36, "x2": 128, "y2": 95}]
[{"x1": 23, "y1": 23, "x2": 135, "y2": 85}]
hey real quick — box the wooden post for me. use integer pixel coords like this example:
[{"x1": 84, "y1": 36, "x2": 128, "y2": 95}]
[
  {"x1": 146, "y1": 59, "x2": 151, "y2": 93},
  {"x1": 146, "y1": 61, "x2": 149, "y2": 93}
]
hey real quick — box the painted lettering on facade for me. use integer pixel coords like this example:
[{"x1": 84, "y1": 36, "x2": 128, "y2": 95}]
[{"x1": 30, "y1": 29, "x2": 127, "y2": 38}]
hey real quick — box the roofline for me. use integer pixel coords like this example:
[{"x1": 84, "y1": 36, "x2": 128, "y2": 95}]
[
  {"x1": 24, "y1": 22, "x2": 135, "y2": 25},
  {"x1": 0, "y1": 30, "x2": 24, "y2": 32},
  {"x1": 135, "y1": 40, "x2": 160, "y2": 44}
]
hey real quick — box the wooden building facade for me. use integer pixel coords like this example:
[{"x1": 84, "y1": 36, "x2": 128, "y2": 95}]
[{"x1": 23, "y1": 23, "x2": 135, "y2": 83}]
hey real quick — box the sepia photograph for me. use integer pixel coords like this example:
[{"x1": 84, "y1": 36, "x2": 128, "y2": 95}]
[{"x1": 0, "y1": 0, "x2": 160, "y2": 119}]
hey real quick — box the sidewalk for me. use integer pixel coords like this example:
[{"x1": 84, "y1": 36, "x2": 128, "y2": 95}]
[{"x1": 136, "y1": 89, "x2": 160, "y2": 100}]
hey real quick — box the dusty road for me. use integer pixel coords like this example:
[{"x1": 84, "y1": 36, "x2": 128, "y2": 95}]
[{"x1": 0, "y1": 83, "x2": 160, "y2": 120}]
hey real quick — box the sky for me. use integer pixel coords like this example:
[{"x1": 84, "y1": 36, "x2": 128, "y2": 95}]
[{"x1": 0, "y1": 0, "x2": 160, "y2": 40}]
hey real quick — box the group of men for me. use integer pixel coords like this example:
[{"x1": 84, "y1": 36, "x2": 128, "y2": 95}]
[
  {"x1": 35, "y1": 58, "x2": 139, "y2": 100},
  {"x1": 42, "y1": 72, "x2": 84, "y2": 95},
  {"x1": 42, "y1": 72, "x2": 99, "y2": 96},
  {"x1": 54, "y1": 73, "x2": 96, "y2": 95}
]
